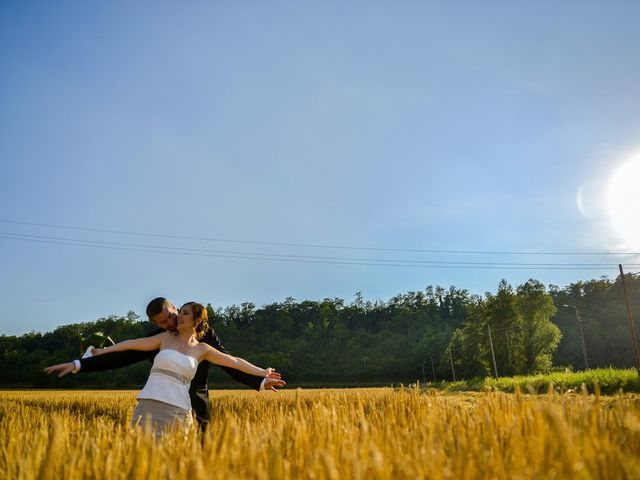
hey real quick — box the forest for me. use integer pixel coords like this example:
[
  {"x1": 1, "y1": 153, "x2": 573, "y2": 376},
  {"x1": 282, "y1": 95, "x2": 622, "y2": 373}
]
[{"x1": 1, "y1": 273, "x2": 639, "y2": 388}]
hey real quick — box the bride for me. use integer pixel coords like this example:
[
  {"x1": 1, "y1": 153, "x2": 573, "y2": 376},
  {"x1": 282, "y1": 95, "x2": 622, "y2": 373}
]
[{"x1": 82, "y1": 301, "x2": 272, "y2": 436}]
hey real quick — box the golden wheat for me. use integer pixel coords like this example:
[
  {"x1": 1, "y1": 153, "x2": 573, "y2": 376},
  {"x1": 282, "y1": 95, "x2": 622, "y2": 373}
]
[{"x1": 0, "y1": 388, "x2": 639, "y2": 479}]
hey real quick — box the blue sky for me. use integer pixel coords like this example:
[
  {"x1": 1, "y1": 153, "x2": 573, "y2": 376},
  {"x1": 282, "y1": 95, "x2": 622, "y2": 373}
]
[{"x1": 1, "y1": 2, "x2": 640, "y2": 335}]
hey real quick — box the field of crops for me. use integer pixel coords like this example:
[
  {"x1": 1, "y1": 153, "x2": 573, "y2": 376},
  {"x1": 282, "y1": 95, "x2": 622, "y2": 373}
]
[{"x1": 1, "y1": 388, "x2": 639, "y2": 479}]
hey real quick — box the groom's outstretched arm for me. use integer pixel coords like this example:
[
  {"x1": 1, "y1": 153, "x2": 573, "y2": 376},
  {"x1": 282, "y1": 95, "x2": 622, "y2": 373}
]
[
  {"x1": 79, "y1": 349, "x2": 156, "y2": 372},
  {"x1": 203, "y1": 328, "x2": 264, "y2": 391},
  {"x1": 44, "y1": 348, "x2": 157, "y2": 377}
]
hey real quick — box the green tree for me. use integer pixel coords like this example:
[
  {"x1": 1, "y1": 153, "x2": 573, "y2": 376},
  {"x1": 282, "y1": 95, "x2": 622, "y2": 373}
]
[
  {"x1": 447, "y1": 299, "x2": 491, "y2": 379},
  {"x1": 484, "y1": 280, "x2": 523, "y2": 375},
  {"x1": 516, "y1": 279, "x2": 561, "y2": 373}
]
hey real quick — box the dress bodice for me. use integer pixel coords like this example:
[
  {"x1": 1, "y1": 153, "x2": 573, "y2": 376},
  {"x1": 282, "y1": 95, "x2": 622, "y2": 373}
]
[{"x1": 137, "y1": 349, "x2": 199, "y2": 410}]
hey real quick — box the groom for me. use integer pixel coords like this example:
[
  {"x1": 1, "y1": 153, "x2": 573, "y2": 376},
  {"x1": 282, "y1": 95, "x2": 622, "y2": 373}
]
[{"x1": 45, "y1": 297, "x2": 286, "y2": 432}]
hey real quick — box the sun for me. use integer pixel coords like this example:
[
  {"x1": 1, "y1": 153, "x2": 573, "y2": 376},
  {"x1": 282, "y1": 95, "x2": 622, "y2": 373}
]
[{"x1": 607, "y1": 156, "x2": 640, "y2": 248}]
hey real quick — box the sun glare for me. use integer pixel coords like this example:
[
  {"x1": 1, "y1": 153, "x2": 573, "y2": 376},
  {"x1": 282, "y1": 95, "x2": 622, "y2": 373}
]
[{"x1": 607, "y1": 156, "x2": 640, "y2": 249}]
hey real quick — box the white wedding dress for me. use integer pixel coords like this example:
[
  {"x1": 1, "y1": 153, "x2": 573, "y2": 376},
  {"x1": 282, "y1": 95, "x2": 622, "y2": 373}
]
[{"x1": 132, "y1": 349, "x2": 198, "y2": 436}]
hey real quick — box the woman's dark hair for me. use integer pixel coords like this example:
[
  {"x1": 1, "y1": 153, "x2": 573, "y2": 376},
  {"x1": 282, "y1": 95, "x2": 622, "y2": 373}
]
[{"x1": 181, "y1": 302, "x2": 209, "y2": 340}]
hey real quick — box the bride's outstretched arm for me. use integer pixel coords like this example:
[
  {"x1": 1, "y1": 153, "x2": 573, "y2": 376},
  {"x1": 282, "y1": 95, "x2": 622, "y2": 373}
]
[{"x1": 201, "y1": 345, "x2": 270, "y2": 378}]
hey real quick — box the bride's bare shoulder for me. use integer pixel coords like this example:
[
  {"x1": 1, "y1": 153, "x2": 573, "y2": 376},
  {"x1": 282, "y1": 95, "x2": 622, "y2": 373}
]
[{"x1": 193, "y1": 342, "x2": 214, "y2": 355}]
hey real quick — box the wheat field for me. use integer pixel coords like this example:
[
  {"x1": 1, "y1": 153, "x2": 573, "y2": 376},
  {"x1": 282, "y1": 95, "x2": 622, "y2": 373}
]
[{"x1": 1, "y1": 387, "x2": 639, "y2": 479}]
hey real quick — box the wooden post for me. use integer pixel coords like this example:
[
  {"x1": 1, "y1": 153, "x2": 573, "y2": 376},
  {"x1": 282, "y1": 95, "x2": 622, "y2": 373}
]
[
  {"x1": 574, "y1": 307, "x2": 590, "y2": 370},
  {"x1": 448, "y1": 348, "x2": 456, "y2": 382},
  {"x1": 563, "y1": 304, "x2": 590, "y2": 371},
  {"x1": 488, "y1": 324, "x2": 499, "y2": 379},
  {"x1": 619, "y1": 264, "x2": 640, "y2": 375},
  {"x1": 430, "y1": 355, "x2": 437, "y2": 382}
]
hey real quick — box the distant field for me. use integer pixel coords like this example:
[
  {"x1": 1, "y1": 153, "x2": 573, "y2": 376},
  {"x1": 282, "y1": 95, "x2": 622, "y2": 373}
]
[
  {"x1": 1, "y1": 388, "x2": 639, "y2": 479},
  {"x1": 443, "y1": 368, "x2": 640, "y2": 395}
]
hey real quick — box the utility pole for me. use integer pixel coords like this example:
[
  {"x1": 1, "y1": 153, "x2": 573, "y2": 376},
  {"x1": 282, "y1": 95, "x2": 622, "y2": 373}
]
[
  {"x1": 618, "y1": 264, "x2": 640, "y2": 375},
  {"x1": 422, "y1": 361, "x2": 426, "y2": 383},
  {"x1": 430, "y1": 355, "x2": 437, "y2": 382},
  {"x1": 448, "y1": 348, "x2": 456, "y2": 382},
  {"x1": 487, "y1": 324, "x2": 499, "y2": 379},
  {"x1": 563, "y1": 304, "x2": 589, "y2": 370}
]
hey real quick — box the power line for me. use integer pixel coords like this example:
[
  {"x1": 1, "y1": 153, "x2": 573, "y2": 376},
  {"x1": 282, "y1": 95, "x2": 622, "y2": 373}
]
[
  {"x1": 1, "y1": 218, "x2": 638, "y2": 256},
  {"x1": 0, "y1": 234, "x2": 627, "y2": 271},
  {"x1": 1, "y1": 231, "x2": 636, "y2": 268}
]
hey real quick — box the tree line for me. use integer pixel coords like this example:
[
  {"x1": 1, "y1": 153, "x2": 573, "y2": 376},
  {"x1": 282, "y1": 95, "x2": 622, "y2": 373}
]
[{"x1": 1, "y1": 274, "x2": 639, "y2": 388}]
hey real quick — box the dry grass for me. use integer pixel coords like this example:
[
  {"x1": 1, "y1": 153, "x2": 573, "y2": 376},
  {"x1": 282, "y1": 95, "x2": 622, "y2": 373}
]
[{"x1": 1, "y1": 388, "x2": 639, "y2": 479}]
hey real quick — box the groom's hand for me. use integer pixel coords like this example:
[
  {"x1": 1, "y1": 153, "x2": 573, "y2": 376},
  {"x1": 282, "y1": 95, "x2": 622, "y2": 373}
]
[
  {"x1": 265, "y1": 368, "x2": 281, "y2": 379},
  {"x1": 43, "y1": 362, "x2": 76, "y2": 378},
  {"x1": 264, "y1": 369, "x2": 286, "y2": 392}
]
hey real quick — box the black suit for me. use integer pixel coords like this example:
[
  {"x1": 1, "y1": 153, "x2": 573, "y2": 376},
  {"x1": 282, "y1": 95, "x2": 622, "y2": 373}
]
[{"x1": 79, "y1": 327, "x2": 263, "y2": 431}]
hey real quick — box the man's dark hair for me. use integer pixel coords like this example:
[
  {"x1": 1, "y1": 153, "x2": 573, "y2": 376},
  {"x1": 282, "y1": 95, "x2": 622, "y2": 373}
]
[{"x1": 146, "y1": 297, "x2": 168, "y2": 319}]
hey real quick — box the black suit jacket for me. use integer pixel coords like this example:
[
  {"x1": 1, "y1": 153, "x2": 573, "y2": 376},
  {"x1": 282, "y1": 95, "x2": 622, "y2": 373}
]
[{"x1": 79, "y1": 327, "x2": 263, "y2": 430}]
